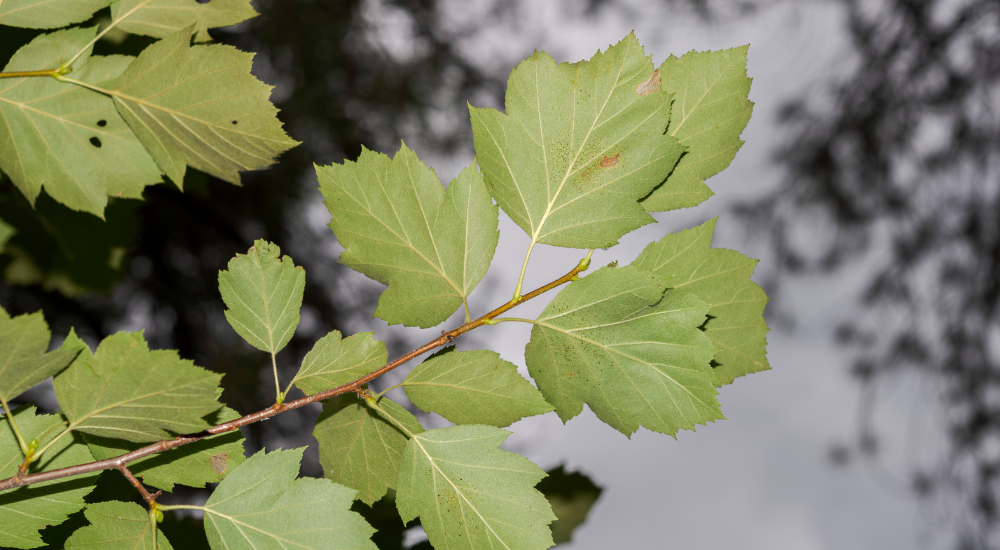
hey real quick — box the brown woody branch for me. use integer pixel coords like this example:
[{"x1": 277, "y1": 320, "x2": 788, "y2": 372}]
[
  {"x1": 116, "y1": 463, "x2": 161, "y2": 505},
  {"x1": 0, "y1": 259, "x2": 588, "y2": 493}
]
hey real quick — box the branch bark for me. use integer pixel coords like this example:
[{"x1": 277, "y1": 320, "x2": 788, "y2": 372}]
[
  {"x1": 116, "y1": 463, "x2": 161, "y2": 505},
  {"x1": 0, "y1": 257, "x2": 590, "y2": 493}
]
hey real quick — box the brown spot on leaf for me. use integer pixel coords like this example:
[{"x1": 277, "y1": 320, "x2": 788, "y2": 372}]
[
  {"x1": 599, "y1": 154, "x2": 620, "y2": 168},
  {"x1": 635, "y1": 70, "x2": 661, "y2": 96},
  {"x1": 210, "y1": 452, "x2": 229, "y2": 474}
]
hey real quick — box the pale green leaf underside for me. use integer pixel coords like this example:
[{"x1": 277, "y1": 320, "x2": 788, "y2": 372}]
[
  {"x1": 291, "y1": 331, "x2": 387, "y2": 396},
  {"x1": 64, "y1": 501, "x2": 173, "y2": 550},
  {"x1": 313, "y1": 394, "x2": 424, "y2": 506},
  {"x1": 641, "y1": 46, "x2": 753, "y2": 212},
  {"x1": 203, "y1": 447, "x2": 377, "y2": 550},
  {"x1": 403, "y1": 348, "x2": 553, "y2": 427},
  {"x1": 0, "y1": 308, "x2": 80, "y2": 407},
  {"x1": 524, "y1": 266, "x2": 721, "y2": 437},
  {"x1": 470, "y1": 32, "x2": 684, "y2": 249},
  {"x1": 0, "y1": 28, "x2": 162, "y2": 216},
  {"x1": 0, "y1": 406, "x2": 98, "y2": 549},
  {"x1": 396, "y1": 425, "x2": 555, "y2": 550},
  {"x1": 0, "y1": 0, "x2": 110, "y2": 29},
  {"x1": 317, "y1": 146, "x2": 499, "y2": 327},
  {"x1": 219, "y1": 239, "x2": 305, "y2": 355},
  {"x1": 53, "y1": 330, "x2": 222, "y2": 442},
  {"x1": 83, "y1": 406, "x2": 246, "y2": 492},
  {"x1": 631, "y1": 218, "x2": 769, "y2": 385},
  {"x1": 111, "y1": 0, "x2": 257, "y2": 41},
  {"x1": 104, "y1": 26, "x2": 298, "y2": 186}
]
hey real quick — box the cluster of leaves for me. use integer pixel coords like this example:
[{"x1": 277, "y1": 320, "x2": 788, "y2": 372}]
[
  {"x1": 0, "y1": 0, "x2": 297, "y2": 292},
  {"x1": 0, "y1": 29, "x2": 765, "y2": 550}
]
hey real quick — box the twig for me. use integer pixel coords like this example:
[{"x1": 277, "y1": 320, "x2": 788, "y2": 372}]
[
  {"x1": 0, "y1": 256, "x2": 591, "y2": 493},
  {"x1": 116, "y1": 463, "x2": 161, "y2": 505}
]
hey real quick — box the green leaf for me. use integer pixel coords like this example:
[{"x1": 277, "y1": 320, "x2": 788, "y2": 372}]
[
  {"x1": 218, "y1": 239, "x2": 305, "y2": 356},
  {"x1": 0, "y1": 308, "x2": 81, "y2": 408},
  {"x1": 0, "y1": 0, "x2": 111, "y2": 29},
  {"x1": 111, "y1": 0, "x2": 257, "y2": 42},
  {"x1": 630, "y1": 218, "x2": 769, "y2": 385},
  {"x1": 202, "y1": 447, "x2": 377, "y2": 550},
  {"x1": 0, "y1": 216, "x2": 13, "y2": 251},
  {"x1": 0, "y1": 405, "x2": 99, "y2": 549},
  {"x1": 536, "y1": 466, "x2": 602, "y2": 545},
  {"x1": 313, "y1": 394, "x2": 424, "y2": 506},
  {"x1": 64, "y1": 501, "x2": 173, "y2": 550},
  {"x1": 470, "y1": 32, "x2": 684, "y2": 249},
  {"x1": 0, "y1": 28, "x2": 162, "y2": 217},
  {"x1": 83, "y1": 406, "x2": 246, "y2": 492},
  {"x1": 641, "y1": 46, "x2": 753, "y2": 212},
  {"x1": 53, "y1": 330, "x2": 222, "y2": 442},
  {"x1": 524, "y1": 265, "x2": 721, "y2": 437},
  {"x1": 317, "y1": 148, "x2": 499, "y2": 327},
  {"x1": 291, "y1": 331, "x2": 386, "y2": 396},
  {"x1": 403, "y1": 348, "x2": 553, "y2": 427},
  {"x1": 396, "y1": 425, "x2": 555, "y2": 550},
  {"x1": 103, "y1": 26, "x2": 298, "y2": 186}
]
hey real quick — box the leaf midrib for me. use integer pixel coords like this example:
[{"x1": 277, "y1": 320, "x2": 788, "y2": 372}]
[
  {"x1": 337, "y1": 160, "x2": 465, "y2": 301},
  {"x1": 68, "y1": 367, "x2": 211, "y2": 435},
  {"x1": 530, "y1": 42, "x2": 633, "y2": 245},
  {"x1": 0, "y1": 94, "x2": 119, "y2": 210},
  {"x1": 412, "y1": 435, "x2": 512, "y2": 550},
  {"x1": 532, "y1": 318, "x2": 717, "y2": 411}
]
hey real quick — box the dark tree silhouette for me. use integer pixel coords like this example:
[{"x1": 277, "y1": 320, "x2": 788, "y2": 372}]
[{"x1": 738, "y1": 1, "x2": 1000, "y2": 548}]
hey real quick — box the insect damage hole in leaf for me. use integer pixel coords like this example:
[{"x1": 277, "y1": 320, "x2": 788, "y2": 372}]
[{"x1": 0, "y1": 26, "x2": 163, "y2": 216}]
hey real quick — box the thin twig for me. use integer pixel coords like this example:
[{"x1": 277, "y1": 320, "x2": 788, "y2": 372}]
[
  {"x1": 0, "y1": 257, "x2": 591, "y2": 493},
  {"x1": 116, "y1": 463, "x2": 162, "y2": 505}
]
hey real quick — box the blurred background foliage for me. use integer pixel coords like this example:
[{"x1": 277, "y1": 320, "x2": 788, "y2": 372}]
[
  {"x1": 737, "y1": 1, "x2": 1000, "y2": 548},
  {"x1": 2, "y1": 0, "x2": 999, "y2": 548}
]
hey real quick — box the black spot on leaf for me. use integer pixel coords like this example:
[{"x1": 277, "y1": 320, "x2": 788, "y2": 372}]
[
  {"x1": 231, "y1": 120, "x2": 238, "y2": 125},
  {"x1": 89, "y1": 137, "x2": 102, "y2": 148},
  {"x1": 96, "y1": 119, "x2": 107, "y2": 127}
]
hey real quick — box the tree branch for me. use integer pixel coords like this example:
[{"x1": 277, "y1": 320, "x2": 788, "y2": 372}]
[
  {"x1": 116, "y1": 463, "x2": 161, "y2": 505},
  {"x1": 0, "y1": 257, "x2": 591, "y2": 493}
]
